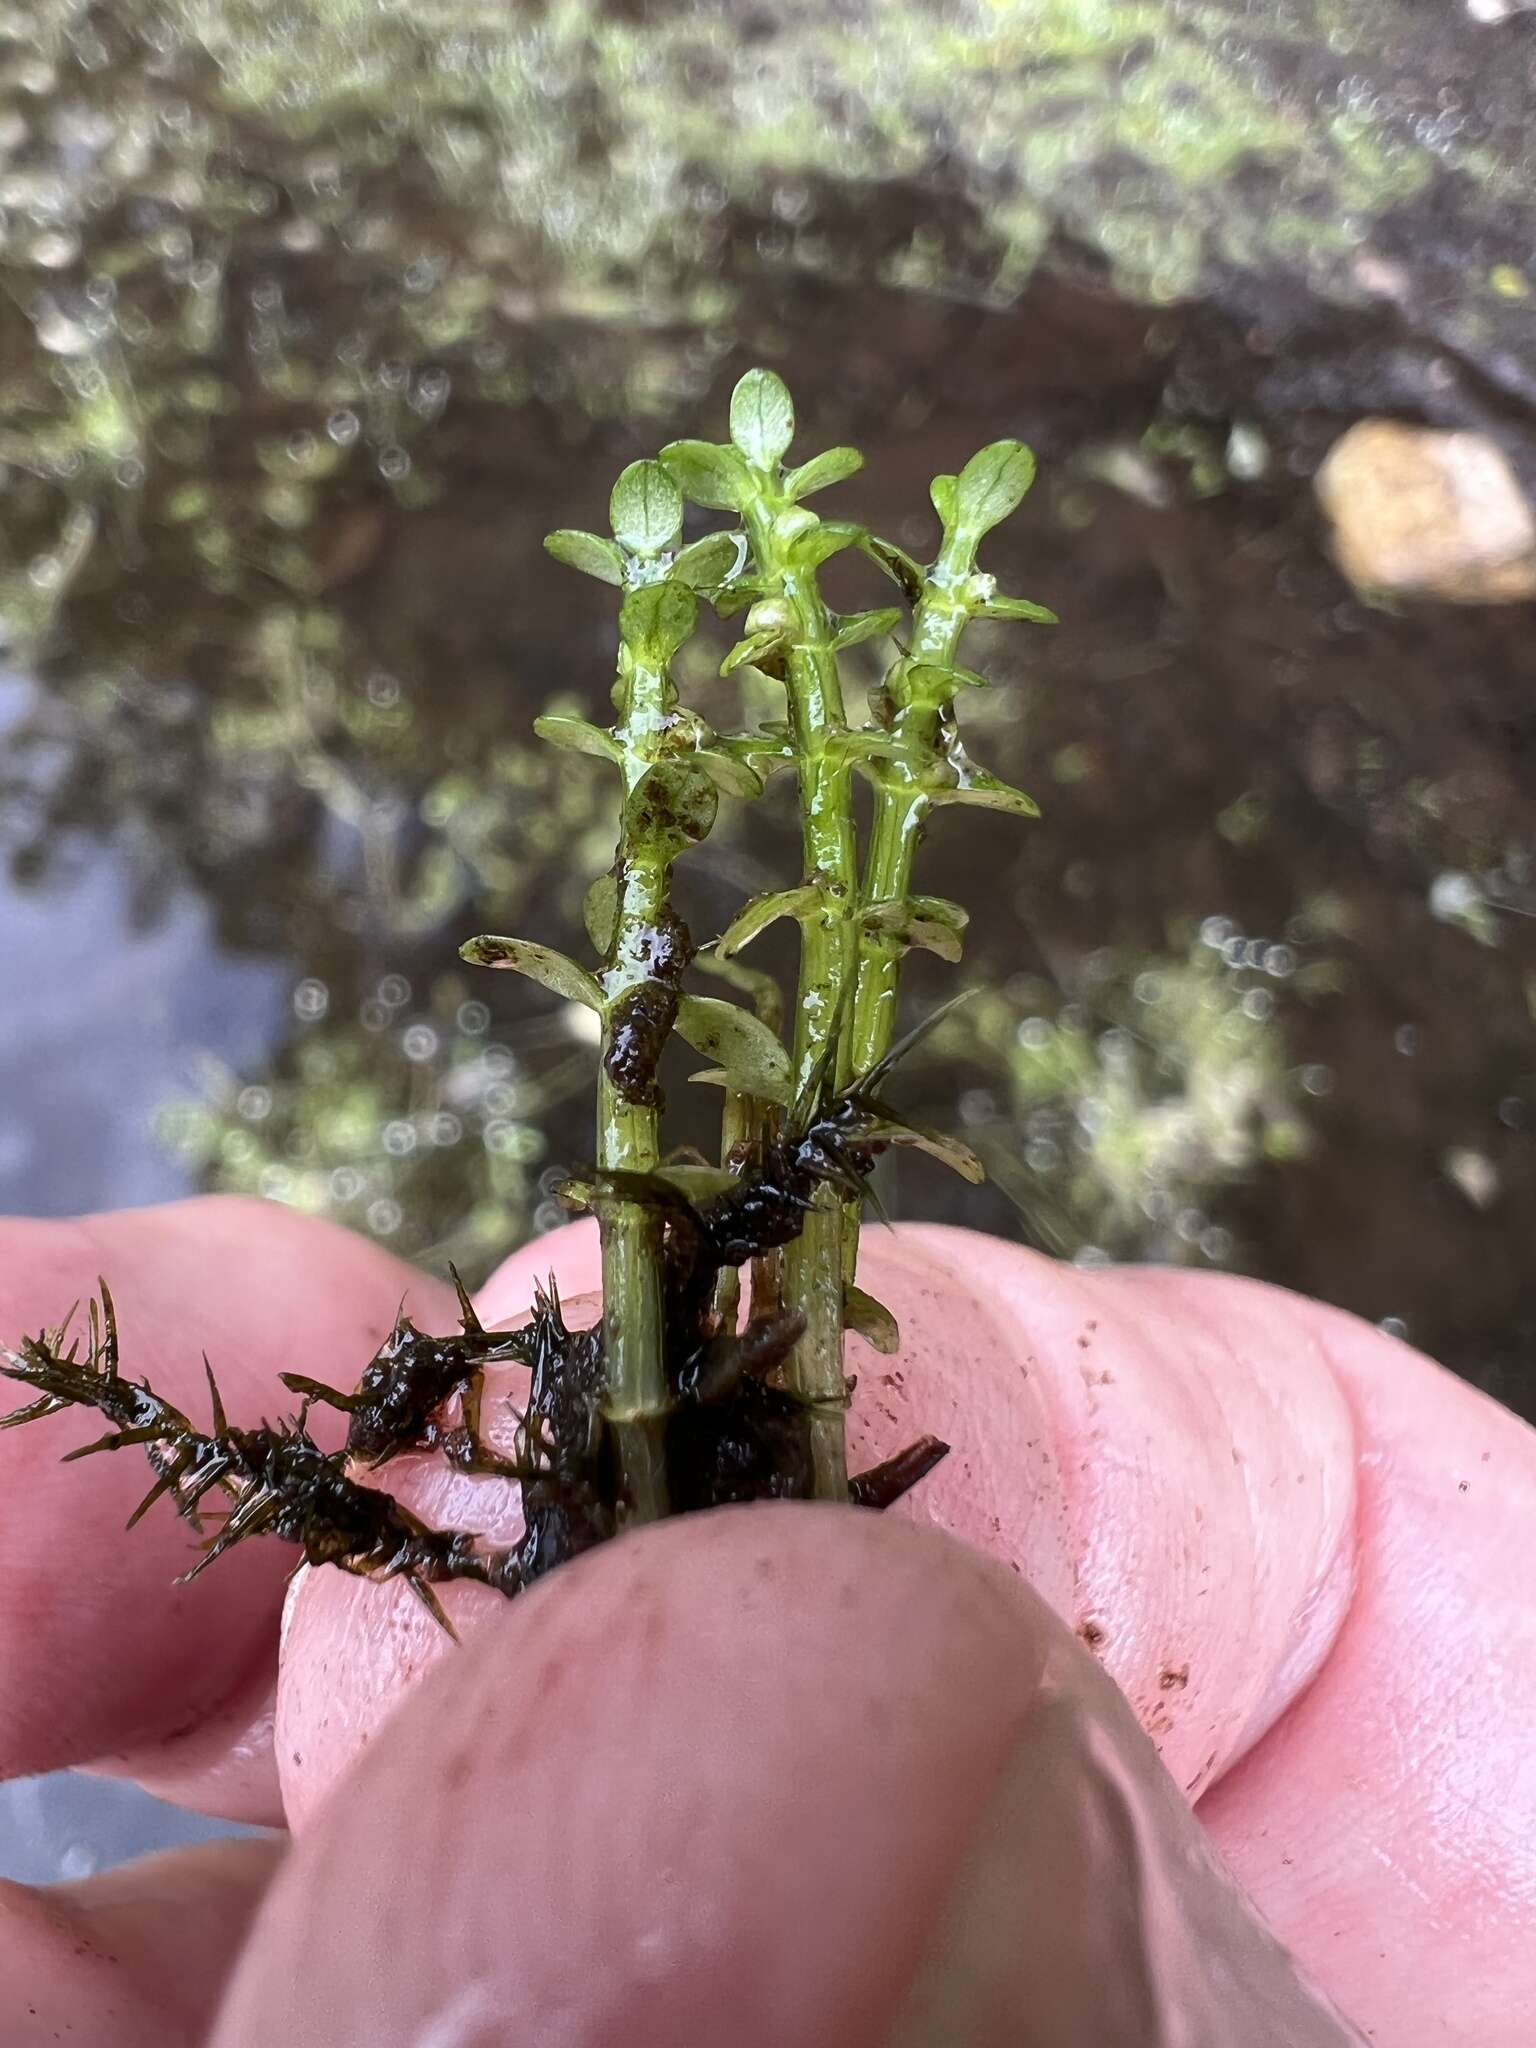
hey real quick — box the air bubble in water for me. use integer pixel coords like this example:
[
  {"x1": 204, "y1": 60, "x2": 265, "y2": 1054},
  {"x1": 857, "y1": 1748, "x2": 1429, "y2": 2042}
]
[{"x1": 293, "y1": 977, "x2": 329, "y2": 1022}]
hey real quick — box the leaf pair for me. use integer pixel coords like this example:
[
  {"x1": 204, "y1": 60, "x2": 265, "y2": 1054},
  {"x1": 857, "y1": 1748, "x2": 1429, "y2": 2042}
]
[{"x1": 545, "y1": 458, "x2": 741, "y2": 592}]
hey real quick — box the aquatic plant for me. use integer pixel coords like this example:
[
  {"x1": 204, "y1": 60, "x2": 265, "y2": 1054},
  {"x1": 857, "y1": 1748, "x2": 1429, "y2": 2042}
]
[{"x1": 2, "y1": 369, "x2": 1054, "y2": 1607}]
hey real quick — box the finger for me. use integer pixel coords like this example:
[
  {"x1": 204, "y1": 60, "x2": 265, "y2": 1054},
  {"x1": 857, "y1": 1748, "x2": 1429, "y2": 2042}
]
[
  {"x1": 0, "y1": 1834, "x2": 282, "y2": 2048},
  {"x1": 277, "y1": 1219, "x2": 1536, "y2": 2042},
  {"x1": 219, "y1": 1508, "x2": 1360, "y2": 2048},
  {"x1": 276, "y1": 1224, "x2": 604, "y2": 1824},
  {"x1": 281, "y1": 1214, "x2": 1356, "y2": 1823},
  {"x1": 0, "y1": 1196, "x2": 456, "y2": 1818},
  {"x1": 1140, "y1": 1267, "x2": 1536, "y2": 2048}
]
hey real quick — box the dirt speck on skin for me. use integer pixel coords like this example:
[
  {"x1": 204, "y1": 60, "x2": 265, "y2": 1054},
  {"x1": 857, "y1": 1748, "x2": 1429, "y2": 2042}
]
[
  {"x1": 1077, "y1": 1618, "x2": 1108, "y2": 1652},
  {"x1": 1159, "y1": 1663, "x2": 1190, "y2": 1691}
]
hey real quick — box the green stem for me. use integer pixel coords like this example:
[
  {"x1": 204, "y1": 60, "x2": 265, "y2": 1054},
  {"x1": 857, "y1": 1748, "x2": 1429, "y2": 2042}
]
[
  {"x1": 597, "y1": 1068, "x2": 669, "y2": 1522},
  {"x1": 596, "y1": 621, "x2": 687, "y2": 1524},
  {"x1": 849, "y1": 567, "x2": 972, "y2": 1081},
  {"x1": 744, "y1": 503, "x2": 857, "y2": 1501}
]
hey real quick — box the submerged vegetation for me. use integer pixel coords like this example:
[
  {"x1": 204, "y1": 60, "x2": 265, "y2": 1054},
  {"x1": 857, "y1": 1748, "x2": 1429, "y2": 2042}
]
[{"x1": 2, "y1": 370, "x2": 1055, "y2": 1598}]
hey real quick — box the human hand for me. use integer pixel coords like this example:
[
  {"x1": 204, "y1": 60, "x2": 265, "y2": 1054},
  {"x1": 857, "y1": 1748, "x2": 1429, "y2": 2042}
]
[{"x1": 2, "y1": 1199, "x2": 1531, "y2": 2044}]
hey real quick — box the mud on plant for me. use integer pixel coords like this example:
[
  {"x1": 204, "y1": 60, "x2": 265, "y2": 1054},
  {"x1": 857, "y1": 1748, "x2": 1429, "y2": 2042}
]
[{"x1": 1, "y1": 370, "x2": 1055, "y2": 1615}]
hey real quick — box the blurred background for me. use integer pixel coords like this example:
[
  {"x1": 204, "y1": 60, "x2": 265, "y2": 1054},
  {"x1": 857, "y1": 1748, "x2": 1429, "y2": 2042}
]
[{"x1": 2, "y1": 0, "x2": 1534, "y2": 1875}]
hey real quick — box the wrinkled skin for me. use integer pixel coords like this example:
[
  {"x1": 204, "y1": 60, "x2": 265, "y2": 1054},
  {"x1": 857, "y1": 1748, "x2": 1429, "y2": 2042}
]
[{"x1": 1, "y1": 1198, "x2": 1532, "y2": 2045}]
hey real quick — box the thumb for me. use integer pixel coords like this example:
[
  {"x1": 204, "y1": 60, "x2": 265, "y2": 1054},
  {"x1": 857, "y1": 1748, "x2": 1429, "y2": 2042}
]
[{"x1": 213, "y1": 1506, "x2": 1361, "y2": 2047}]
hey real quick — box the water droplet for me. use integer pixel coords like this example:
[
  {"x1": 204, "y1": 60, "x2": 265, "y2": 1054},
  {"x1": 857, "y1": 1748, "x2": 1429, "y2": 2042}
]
[
  {"x1": 58, "y1": 1840, "x2": 98, "y2": 1881},
  {"x1": 367, "y1": 1198, "x2": 402, "y2": 1235},
  {"x1": 1394, "y1": 1023, "x2": 1419, "y2": 1056},
  {"x1": 383, "y1": 1121, "x2": 417, "y2": 1158},
  {"x1": 430, "y1": 1113, "x2": 463, "y2": 1147},
  {"x1": 1199, "y1": 915, "x2": 1233, "y2": 949},
  {"x1": 378, "y1": 973, "x2": 411, "y2": 1007},
  {"x1": 1378, "y1": 1315, "x2": 1409, "y2": 1341},
  {"x1": 238, "y1": 1086, "x2": 273, "y2": 1121},
  {"x1": 330, "y1": 1167, "x2": 364, "y2": 1202},
  {"x1": 378, "y1": 444, "x2": 411, "y2": 482},
  {"x1": 366, "y1": 669, "x2": 401, "y2": 708},
  {"x1": 326, "y1": 409, "x2": 360, "y2": 445},
  {"x1": 1299, "y1": 1063, "x2": 1334, "y2": 1097},
  {"x1": 402, "y1": 1023, "x2": 439, "y2": 1063},
  {"x1": 457, "y1": 1000, "x2": 490, "y2": 1036}
]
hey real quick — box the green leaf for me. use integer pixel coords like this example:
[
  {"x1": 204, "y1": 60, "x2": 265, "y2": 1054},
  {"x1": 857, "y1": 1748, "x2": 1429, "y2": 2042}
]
[
  {"x1": 713, "y1": 729, "x2": 796, "y2": 781},
  {"x1": 719, "y1": 633, "x2": 777, "y2": 679},
  {"x1": 831, "y1": 606, "x2": 903, "y2": 653},
  {"x1": 609, "y1": 459, "x2": 683, "y2": 557},
  {"x1": 870, "y1": 1116, "x2": 987, "y2": 1185},
  {"x1": 979, "y1": 593, "x2": 1058, "y2": 625},
  {"x1": 671, "y1": 530, "x2": 744, "y2": 589},
  {"x1": 544, "y1": 529, "x2": 625, "y2": 584},
  {"x1": 708, "y1": 573, "x2": 770, "y2": 617},
  {"x1": 661, "y1": 438, "x2": 754, "y2": 512},
  {"x1": 929, "y1": 474, "x2": 958, "y2": 527},
  {"x1": 794, "y1": 519, "x2": 865, "y2": 571},
  {"x1": 729, "y1": 368, "x2": 795, "y2": 468},
  {"x1": 784, "y1": 445, "x2": 864, "y2": 501},
  {"x1": 911, "y1": 893, "x2": 970, "y2": 935},
  {"x1": 673, "y1": 994, "x2": 792, "y2": 1104},
  {"x1": 583, "y1": 874, "x2": 618, "y2": 954},
  {"x1": 532, "y1": 713, "x2": 623, "y2": 763},
  {"x1": 692, "y1": 748, "x2": 764, "y2": 799},
  {"x1": 953, "y1": 440, "x2": 1036, "y2": 536},
  {"x1": 844, "y1": 1283, "x2": 900, "y2": 1355},
  {"x1": 860, "y1": 533, "x2": 926, "y2": 602},
  {"x1": 619, "y1": 580, "x2": 698, "y2": 663},
  {"x1": 933, "y1": 760, "x2": 1041, "y2": 819},
  {"x1": 905, "y1": 661, "x2": 990, "y2": 705},
  {"x1": 459, "y1": 936, "x2": 604, "y2": 1010},
  {"x1": 861, "y1": 894, "x2": 969, "y2": 963},
  {"x1": 623, "y1": 760, "x2": 718, "y2": 854},
  {"x1": 694, "y1": 949, "x2": 784, "y2": 1032},
  {"x1": 651, "y1": 1162, "x2": 739, "y2": 1202},
  {"x1": 717, "y1": 883, "x2": 821, "y2": 957}
]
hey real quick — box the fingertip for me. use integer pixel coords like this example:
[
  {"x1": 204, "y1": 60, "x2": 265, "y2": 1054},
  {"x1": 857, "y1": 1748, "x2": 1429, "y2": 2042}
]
[{"x1": 223, "y1": 1506, "x2": 1051, "y2": 2048}]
